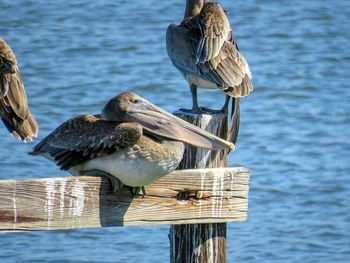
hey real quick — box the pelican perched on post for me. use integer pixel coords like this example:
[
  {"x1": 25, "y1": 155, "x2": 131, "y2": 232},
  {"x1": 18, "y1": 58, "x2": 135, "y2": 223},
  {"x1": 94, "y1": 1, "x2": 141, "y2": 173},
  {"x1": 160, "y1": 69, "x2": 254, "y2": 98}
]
[
  {"x1": 29, "y1": 92, "x2": 233, "y2": 194},
  {"x1": 0, "y1": 38, "x2": 38, "y2": 142},
  {"x1": 166, "y1": 0, "x2": 253, "y2": 144}
]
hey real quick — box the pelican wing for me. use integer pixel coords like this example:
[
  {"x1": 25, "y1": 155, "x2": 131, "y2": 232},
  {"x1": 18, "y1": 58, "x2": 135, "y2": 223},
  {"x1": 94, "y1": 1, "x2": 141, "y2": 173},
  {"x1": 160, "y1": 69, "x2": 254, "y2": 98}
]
[
  {"x1": 195, "y1": 3, "x2": 253, "y2": 97},
  {"x1": 0, "y1": 38, "x2": 38, "y2": 141},
  {"x1": 166, "y1": 22, "x2": 201, "y2": 75},
  {"x1": 196, "y1": 3, "x2": 231, "y2": 62},
  {"x1": 29, "y1": 114, "x2": 142, "y2": 170},
  {"x1": 1, "y1": 69, "x2": 28, "y2": 119},
  {"x1": 199, "y1": 41, "x2": 253, "y2": 97},
  {"x1": 128, "y1": 109, "x2": 233, "y2": 150}
]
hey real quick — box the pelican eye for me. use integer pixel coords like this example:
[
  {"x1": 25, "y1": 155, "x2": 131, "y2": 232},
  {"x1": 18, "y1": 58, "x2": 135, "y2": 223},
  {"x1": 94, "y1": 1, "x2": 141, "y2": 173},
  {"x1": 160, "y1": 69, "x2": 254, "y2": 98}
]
[{"x1": 132, "y1": 99, "x2": 139, "y2": 104}]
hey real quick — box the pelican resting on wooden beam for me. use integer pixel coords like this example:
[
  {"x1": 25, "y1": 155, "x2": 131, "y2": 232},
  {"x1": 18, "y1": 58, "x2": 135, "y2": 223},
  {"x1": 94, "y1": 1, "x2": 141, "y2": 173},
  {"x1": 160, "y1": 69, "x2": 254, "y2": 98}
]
[
  {"x1": 0, "y1": 37, "x2": 38, "y2": 142},
  {"x1": 166, "y1": 0, "x2": 253, "y2": 144},
  {"x1": 29, "y1": 92, "x2": 233, "y2": 195}
]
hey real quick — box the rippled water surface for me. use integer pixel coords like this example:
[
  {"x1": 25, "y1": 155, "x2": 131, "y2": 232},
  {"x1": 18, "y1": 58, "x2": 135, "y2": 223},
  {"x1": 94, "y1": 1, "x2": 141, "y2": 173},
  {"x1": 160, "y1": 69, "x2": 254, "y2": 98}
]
[{"x1": 1, "y1": 0, "x2": 349, "y2": 262}]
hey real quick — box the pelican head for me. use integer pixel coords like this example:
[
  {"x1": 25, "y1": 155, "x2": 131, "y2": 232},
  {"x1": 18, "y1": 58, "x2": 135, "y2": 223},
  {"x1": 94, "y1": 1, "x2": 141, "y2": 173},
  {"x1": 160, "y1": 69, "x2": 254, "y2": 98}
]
[{"x1": 101, "y1": 92, "x2": 145, "y2": 121}]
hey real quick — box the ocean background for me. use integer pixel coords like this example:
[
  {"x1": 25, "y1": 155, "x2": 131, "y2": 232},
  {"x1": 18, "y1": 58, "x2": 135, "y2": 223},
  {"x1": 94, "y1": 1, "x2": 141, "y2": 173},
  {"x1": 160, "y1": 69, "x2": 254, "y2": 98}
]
[{"x1": 0, "y1": 0, "x2": 349, "y2": 262}]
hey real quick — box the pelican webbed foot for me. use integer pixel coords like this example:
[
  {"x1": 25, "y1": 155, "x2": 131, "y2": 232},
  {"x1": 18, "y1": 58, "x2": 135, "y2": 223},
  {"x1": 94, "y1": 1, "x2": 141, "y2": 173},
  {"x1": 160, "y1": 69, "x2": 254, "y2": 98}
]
[{"x1": 80, "y1": 169, "x2": 124, "y2": 193}]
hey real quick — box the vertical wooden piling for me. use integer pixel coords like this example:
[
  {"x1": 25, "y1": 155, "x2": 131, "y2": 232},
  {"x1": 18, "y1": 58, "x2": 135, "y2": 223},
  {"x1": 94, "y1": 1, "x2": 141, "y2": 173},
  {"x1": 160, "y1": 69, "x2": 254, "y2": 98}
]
[{"x1": 170, "y1": 110, "x2": 228, "y2": 263}]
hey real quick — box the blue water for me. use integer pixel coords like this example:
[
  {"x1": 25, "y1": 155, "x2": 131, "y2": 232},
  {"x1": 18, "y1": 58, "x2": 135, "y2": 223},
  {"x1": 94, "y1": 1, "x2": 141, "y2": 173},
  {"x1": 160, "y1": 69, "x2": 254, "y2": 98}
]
[{"x1": 1, "y1": 0, "x2": 349, "y2": 262}]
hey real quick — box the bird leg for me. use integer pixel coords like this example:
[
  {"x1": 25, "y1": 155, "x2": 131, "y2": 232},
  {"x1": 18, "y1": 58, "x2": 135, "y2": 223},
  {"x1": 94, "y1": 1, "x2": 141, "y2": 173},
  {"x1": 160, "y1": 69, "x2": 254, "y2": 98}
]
[
  {"x1": 80, "y1": 169, "x2": 146, "y2": 197},
  {"x1": 80, "y1": 169, "x2": 124, "y2": 193},
  {"x1": 221, "y1": 95, "x2": 231, "y2": 114},
  {"x1": 190, "y1": 84, "x2": 201, "y2": 113},
  {"x1": 129, "y1": 186, "x2": 147, "y2": 197}
]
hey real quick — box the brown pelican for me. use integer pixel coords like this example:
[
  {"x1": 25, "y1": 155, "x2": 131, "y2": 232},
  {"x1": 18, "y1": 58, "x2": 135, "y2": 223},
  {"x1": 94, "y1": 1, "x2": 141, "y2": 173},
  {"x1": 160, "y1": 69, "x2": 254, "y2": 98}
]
[
  {"x1": 166, "y1": 0, "x2": 253, "y2": 144},
  {"x1": 29, "y1": 92, "x2": 233, "y2": 194},
  {"x1": 0, "y1": 38, "x2": 38, "y2": 142}
]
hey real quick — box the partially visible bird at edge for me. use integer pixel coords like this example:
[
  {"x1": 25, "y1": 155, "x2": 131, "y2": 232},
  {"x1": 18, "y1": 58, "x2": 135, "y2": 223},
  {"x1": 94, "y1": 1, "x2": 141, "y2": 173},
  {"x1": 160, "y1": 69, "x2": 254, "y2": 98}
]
[
  {"x1": 0, "y1": 37, "x2": 38, "y2": 142},
  {"x1": 166, "y1": 0, "x2": 253, "y2": 145},
  {"x1": 29, "y1": 92, "x2": 233, "y2": 195}
]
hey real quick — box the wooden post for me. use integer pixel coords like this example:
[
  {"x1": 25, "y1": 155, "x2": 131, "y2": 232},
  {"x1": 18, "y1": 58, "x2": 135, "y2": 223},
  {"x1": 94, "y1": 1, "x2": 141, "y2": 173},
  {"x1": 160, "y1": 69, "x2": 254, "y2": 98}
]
[{"x1": 170, "y1": 110, "x2": 229, "y2": 263}]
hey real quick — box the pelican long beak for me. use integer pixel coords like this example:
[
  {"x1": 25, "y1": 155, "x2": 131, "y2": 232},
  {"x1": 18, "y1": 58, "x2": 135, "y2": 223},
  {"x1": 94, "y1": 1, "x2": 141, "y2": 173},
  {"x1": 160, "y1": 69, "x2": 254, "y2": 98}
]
[{"x1": 128, "y1": 99, "x2": 234, "y2": 150}]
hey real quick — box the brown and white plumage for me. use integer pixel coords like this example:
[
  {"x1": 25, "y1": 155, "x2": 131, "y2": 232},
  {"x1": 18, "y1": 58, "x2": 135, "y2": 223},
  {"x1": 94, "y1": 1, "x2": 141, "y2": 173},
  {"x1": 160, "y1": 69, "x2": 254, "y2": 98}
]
[
  {"x1": 0, "y1": 37, "x2": 38, "y2": 142},
  {"x1": 166, "y1": 1, "x2": 253, "y2": 144},
  {"x1": 30, "y1": 114, "x2": 142, "y2": 171},
  {"x1": 30, "y1": 92, "x2": 233, "y2": 192}
]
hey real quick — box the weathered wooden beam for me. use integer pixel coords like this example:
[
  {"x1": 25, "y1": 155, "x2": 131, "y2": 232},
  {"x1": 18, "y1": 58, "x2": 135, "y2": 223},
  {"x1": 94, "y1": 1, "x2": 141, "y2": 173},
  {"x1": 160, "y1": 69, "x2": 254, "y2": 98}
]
[{"x1": 0, "y1": 167, "x2": 249, "y2": 233}]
